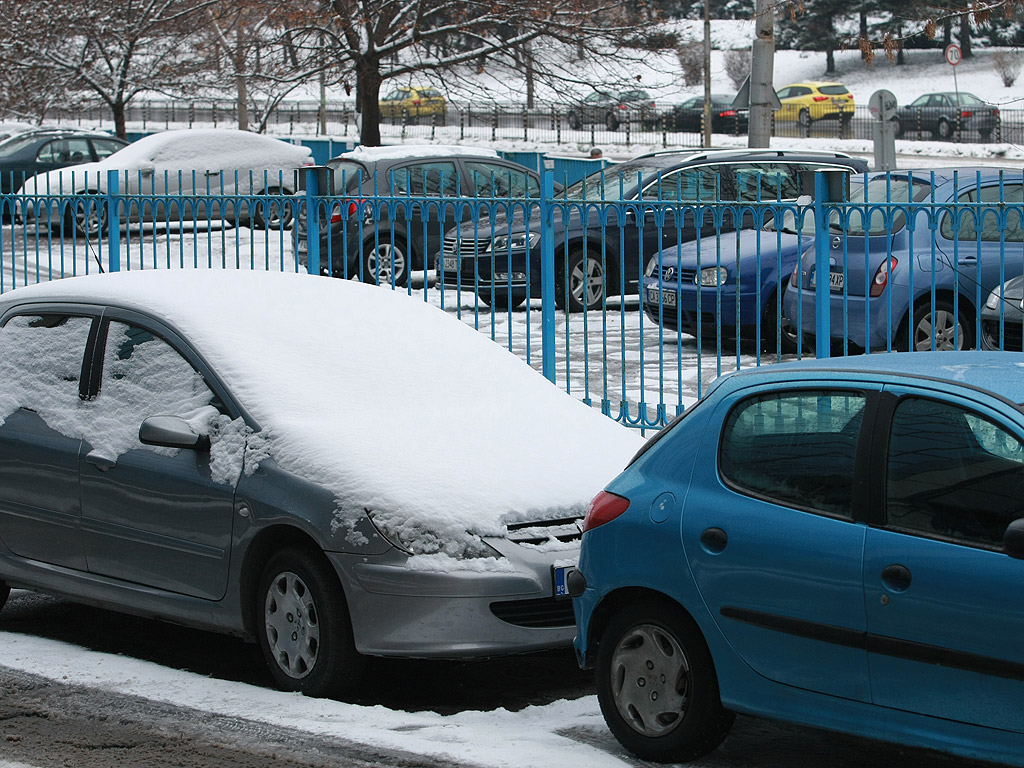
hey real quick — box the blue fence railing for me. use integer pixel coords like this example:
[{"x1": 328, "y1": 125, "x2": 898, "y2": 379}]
[{"x1": 4, "y1": 167, "x2": 1024, "y2": 430}]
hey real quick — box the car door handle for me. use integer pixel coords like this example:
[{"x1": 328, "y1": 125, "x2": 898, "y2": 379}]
[
  {"x1": 85, "y1": 452, "x2": 117, "y2": 472},
  {"x1": 881, "y1": 563, "x2": 912, "y2": 592}
]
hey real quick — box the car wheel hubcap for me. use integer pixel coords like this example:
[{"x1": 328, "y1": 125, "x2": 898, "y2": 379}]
[
  {"x1": 570, "y1": 256, "x2": 603, "y2": 308},
  {"x1": 367, "y1": 244, "x2": 405, "y2": 284},
  {"x1": 264, "y1": 571, "x2": 320, "y2": 679},
  {"x1": 610, "y1": 623, "x2": 690, "y2": 737},
  {"x1": 915, "y1": 309, "x2": 963, "y2": 350}
]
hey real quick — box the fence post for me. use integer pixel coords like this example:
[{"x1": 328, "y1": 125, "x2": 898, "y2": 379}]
[
  {"x1": 304, "y1": 166, "x2": 326, "y2": 276},
  {"x1": 813, "y1": 171, "x2": 847, "y2": 358},
  {"x1": 541, "y1": 170, "x2": 555, "y2": 383},
  {"x1": 106, "y1": 169, "x2": 121, "y2": 273}
]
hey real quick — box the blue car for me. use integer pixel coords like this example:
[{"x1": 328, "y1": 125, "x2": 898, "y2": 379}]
[
  {"x1": 570, "y1": 352, "x2": 1024, "y2": 765},
  {"x1": 641, "y1": 210, "x2": 816, "y2": 353},
  {"x1": 785, "y1": 168, "x2": 1024, "y2": 351}
]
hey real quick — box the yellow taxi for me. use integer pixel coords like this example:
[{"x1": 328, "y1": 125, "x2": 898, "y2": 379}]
[
  {"x1": 378, "y1": 86, "x2": 447, "y2": 118},
  {"x1": 774, "y1": 81, "x2": 854, "y2": 126}
]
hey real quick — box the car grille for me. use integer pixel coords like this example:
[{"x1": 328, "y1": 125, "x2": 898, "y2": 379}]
[
  {"x1": 655, "y1": 265, "x2": 696, "y2": 283},
  {"x1": 490, "y1": 597, "x2": 575, "y2": 628},
  {"x1": 442, "y1": 234, "x2": 489, "y2": 258},
  {"x1": 983, "y1": 319, "x2": 1024, "y2": 350},
  {"x1": 505, "y1": 517, "x2": 582, "y2": 546}
]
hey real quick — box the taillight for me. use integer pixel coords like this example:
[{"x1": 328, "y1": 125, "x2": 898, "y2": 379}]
[
  {"x1": 994, "y1": 108, "x2": 1000, "y2": 117},
  {"x1": 870, "y1": 256, "x2": 898, "y2": 298},
  {"x1": 413, "y1": 99, "x2": 421, "y2": 105},
  {"x1": 618, "y1": 103, "x2": 628, "y2": 110},
  {"x1": 813, "y1": 95, "x2": 829, "y2": 102},
  {"x1": 582, "y1": 491, "x2": 630, "y2": 533},
  {"x1": 720, "y1": 109, "x2": 737, "y2": 117},
  {"x1": 960, "y1": 110, "x2": 974, "y2": 118},
  {"x1": 330, "y1": 204, "x2": 343, "y2": 224},
  {"x1": 331, "y1": 199, "x2": 363, "y2": 223}
]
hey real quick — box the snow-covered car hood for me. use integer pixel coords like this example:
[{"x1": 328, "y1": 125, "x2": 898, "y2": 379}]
[{"x1": 2, "y1": 271, "x2": 643, "y2": 547}]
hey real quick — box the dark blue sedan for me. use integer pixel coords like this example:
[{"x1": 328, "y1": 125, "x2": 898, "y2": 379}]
[{"x1": 571, "y1": 352, "x2": 1024, "y2": 765}]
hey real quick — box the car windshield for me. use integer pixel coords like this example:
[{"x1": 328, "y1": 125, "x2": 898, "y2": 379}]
[
  {"x1": 563, "y1": 162, "x2": 672, "y2": 201},
  {"x1": 833, "y1": 178, "x2": 933, "y2": 235},
  {"x1": 0, "y1": 134, "x2": 46, "y2": 156}
]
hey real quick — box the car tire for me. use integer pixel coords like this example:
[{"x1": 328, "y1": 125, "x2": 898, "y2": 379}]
[
  {"x1": 936, "y1": 119, "x2": 953, "y2": 140},
  {"x1": 798, "y1": 109, "x2": 811, "y2": 129},
  {"x1": 65, "y1": 194, "x2": 106, "y2": 237},
  {"x1": 898, "y1": 298, "x2": 974, "y2": 351},
  {"x1": 979, "y1": 128, "x2": 993, "y2": 142},
  {"x1": 605, "y1": 112, "x2": 620, "y2": 131},
  {"x1": 252, "y1": 187, "x2": 294, "y2": 230},
  {"x1": 892, "y1": 118, "x2": 904, "y2": 138},
  {"x1": 0, "y1": 581, "x2": 9, "y2": 612},
  {"x1": 257, "y1": 547, "x2": 364, "y2": 698},
  {"x1": 559, "y1": 248, "x2": 605, "y2": 312},
  {"x1": 362, "y1": 235, "x2": 409, "y2": 287},
  {"x1": 761, "y1": 286, "x2": 800, "y2": 355},
  {"x1": 596, "y1": 601, "x2": 735, "y2": 763}
]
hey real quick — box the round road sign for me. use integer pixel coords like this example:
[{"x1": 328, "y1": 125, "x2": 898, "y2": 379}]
[
  {"x1": 945, "y1": 44, "x2": 962, "y2": 66},
  {"x1": 869, "y1": 89, "x2": 898, "y2": 121}
]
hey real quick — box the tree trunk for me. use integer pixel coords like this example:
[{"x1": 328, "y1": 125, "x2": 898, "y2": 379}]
[
  {"x1": 943, "y1": 18, "x2": 952, "y2": 47},
  {"x1": 960, "y1": 15, "x2": 972, "y2": 58},
  {"x1": 235, "y1": 29, "x2": 248, "y2": 132},
  {"x1": 860, "y1": 12, "x2": 868, "y2": 59},
  {"x1": 112, "y1": 100, "x2": 127, "y2": 139},
  {"x1": 356, "y1": 61, "x2": 383, "y2": 147},
  {"x1": 825, "y1": 48, "x2": 835, "y2": 73},
  {"x1": 525, "y1": 45, "x2": 535, "y2": 109}
]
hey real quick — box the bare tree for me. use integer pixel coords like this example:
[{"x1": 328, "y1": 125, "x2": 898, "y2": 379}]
[
  {"x1": 0, "y1": 0, "x2": 214, "y2": 138},
  {"x1": 280, "y1": 0, "x2": 666, "y2": 146}
]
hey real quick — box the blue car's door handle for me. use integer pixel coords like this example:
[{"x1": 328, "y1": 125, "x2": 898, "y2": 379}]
[{"x1": 881, "y1": 563, "x2": 912, "y2": 592}]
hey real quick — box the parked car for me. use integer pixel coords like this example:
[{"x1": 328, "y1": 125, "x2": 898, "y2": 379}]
[
  {"x1": 0, "y1": 270, "x2": 641, "y2": 697},
  {"x1": 642, "y1": 207, "x2": 818, "y2": 354},
  {"x1": 17, "y1": 129, "x2": 312, "y2": 235},
  {"x1": 571, "y1": 350, "x2": 1024, "y2": 766},
  {"x1": 0, "y1": 121, "x2": 37, "y2": 146},
  {"x1": 774, "y1": 81, "x2": 855, "y2": 127},
  {"x1": 894, "y1": 92, "x2": 999, "y2": 141},
  {"x1": 981, "y1": 274, "x2": 1024, "y2": 350},
  {"x1": 566, "y1": 90, "x2": 657, "y2": 131},
  {"x1": 378, "y1": 86, "x2": 446, "y2": 118},
  {"x1": 0, "y1": 129, "x2": 127, "y2": 194},
  {"x1": 296, "y1": 145, "x2": 553, "y2": 287},
  {"x1": 785, "y1": 167, "x2": 1024, "y2": 352},
  {"x1": 438, "y1": 148, "x2": 867, "y2": 312},
  {"x1": 669, "y1": 94, "x2": 748, "y2": 134}
]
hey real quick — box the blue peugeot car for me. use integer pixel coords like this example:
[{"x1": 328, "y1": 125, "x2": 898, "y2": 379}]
[
  {"x1": 785, "y1": 168, "x2": 1024, "y2": 352},
  {"x1": 570, "y1": 352, "x2": 1024, "y2": 765}
]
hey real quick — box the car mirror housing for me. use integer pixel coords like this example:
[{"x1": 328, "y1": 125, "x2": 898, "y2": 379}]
[
  {"x1": 139, "y1": 415, "x2": 210, "y2": 451},
  {"x1": 1002, "y1": 518, "x2": 1024, "y2": 560}
]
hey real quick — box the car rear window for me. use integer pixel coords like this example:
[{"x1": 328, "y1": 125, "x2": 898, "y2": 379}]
[
  {"x1": 818, "y1": 85, "x2": 850, "y2": 95},
  {"x1": 838, "y1": 178, "x2": 932, "y2": 236}
]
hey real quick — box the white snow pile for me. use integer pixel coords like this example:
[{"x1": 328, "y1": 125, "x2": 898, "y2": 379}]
[
  {"x1": 18, "y1": 128, "x2": 313, "y2": 195},
  {"x1": 2, "y1": 271, "x2": 643, "y2": 558}
]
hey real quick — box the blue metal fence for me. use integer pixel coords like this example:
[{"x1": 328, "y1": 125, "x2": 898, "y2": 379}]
[{"x1": 4, "y1": 166, "x2": 1024, "y2": 431}]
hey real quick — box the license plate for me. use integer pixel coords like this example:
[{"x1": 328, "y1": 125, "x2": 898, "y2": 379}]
[
  {"x1": 810, "y1": 270, "x2": 845, "y2": 291},
  {"x1": 553, "y1": 565, "x2": 574, "y2": 598},
  {"x1": 648, "y1": 288, "x2": 677, "y2": 308},
  {"x1": 442, "y1": 256, "x2": 459, "y2": 271}
]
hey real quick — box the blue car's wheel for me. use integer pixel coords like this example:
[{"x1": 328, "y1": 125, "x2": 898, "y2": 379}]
[{"x1": 596, "y1": 601, "x2": 734, "y2": 763}]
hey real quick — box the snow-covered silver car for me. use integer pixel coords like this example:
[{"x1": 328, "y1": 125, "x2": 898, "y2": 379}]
[{"x1": 0, "y1": 270, "x2": 641, "y2": 697}]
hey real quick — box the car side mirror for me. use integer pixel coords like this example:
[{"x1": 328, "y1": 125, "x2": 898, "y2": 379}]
[
  {"x1": 139, "y1": 415, "x2": 210, "y2": 451},
  {"x1": 1003, "y1": 518, "x2": 1024, "y2": 560}
]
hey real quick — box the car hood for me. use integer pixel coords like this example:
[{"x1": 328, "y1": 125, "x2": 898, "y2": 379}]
[
  {"x1": 4, "y1": 271, "x2": 643, "y2": 558},
  {"x1": 652, "y1": 228, "x2": 809, "y2": 269}
]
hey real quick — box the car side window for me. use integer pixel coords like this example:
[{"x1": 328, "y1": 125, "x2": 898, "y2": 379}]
[
  {"x1": 91, "y1": 139, "x2": 124, "y2": 160},
  {"x1": 776, "y1": 88, "x2": 792, "y2": 100},
  {"x1": 641, "y1": 168, "x2": 720, "y2": 201},
  {"x1": 390, "y1": 161, "x2": 458, "y2": 196},
  {"x1": 733, "y1": 163, "x2": 800, "y2": 202},
  {"x1": 37, "y1": 139, "x2": 91, "y2": 164},
  {"x1": 719, "y1": 390, "x2": 866, "y2": 518},
  {"x1": 886, "y1": 397, "x2": 1024, "y2": 548},
  {"x1": 942, "y1": 184, "x2": 1024, "y2": 242},
  {"x1": 98, "y1": 321, "x2": 218, "y2": 420},
  {"x1": 466, "y1": 161, "x2": 539, "y2": 198},
  {"x1": 0, "y1": 314, "x2": 93, "y2": 412}
]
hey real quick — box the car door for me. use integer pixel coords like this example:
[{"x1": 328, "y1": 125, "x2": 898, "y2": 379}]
[
  {"x1": 387, "y1": 160, "x2": 458, "y2": 267},
  {"x1": 937, "y1": 182, "x2": 1024, "y2": 316},
  {"x1": 0, "y1": 311, "x2": 95, "y2": 570},
  {"x1": 864, "y1": 389, "x2": 1024, "y2": 732},
  {"x1": 78, "y1": 316, "x2": 236, "y2": 600},
  {"x1": 682, "y1": 384, "x2": 876, "y2": 701}
]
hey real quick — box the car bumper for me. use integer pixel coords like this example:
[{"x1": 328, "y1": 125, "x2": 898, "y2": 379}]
[
  {"x1": 786, "y1": 285, "x2": 904, "y2": 351},
  {"x1": 329, "y1": 548, "x2": 577, "y2": 657}
]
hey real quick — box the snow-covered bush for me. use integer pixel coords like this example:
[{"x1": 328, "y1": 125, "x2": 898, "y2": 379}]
[
  {"x1": 993, "y1": 50, "x2": 1022, "y2": 86},
  {"x1": 725, "y1": 48, "x2": 750, "y2": 89},
  {"x1": 677, "y1": 42, "x2": 704, "y2": 86}
]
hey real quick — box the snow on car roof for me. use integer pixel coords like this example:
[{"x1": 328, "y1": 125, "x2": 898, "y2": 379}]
[
  {"x1": 2, "y1": 271, "x2": 641, "y2": 544},
  {"x1": 343, "y1": 144, "x2": 499, "y2": 162}
]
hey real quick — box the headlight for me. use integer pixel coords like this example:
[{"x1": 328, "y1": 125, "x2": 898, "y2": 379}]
[
  {"x1": 644, "y1": 257, "x2": 661, "y2": 277},
  {"x1": 367, "y1": 510, "x2": 503, "y2": 560},
  {"x1": 489, "y1": 232, "x2": 539, "y2": 252},
  {"x1": 697, "y1": 266, "x2": 728, "y2": 287},
  {"x1": 985, "y1": 288, "x2": 1002, "y2": 310}
]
